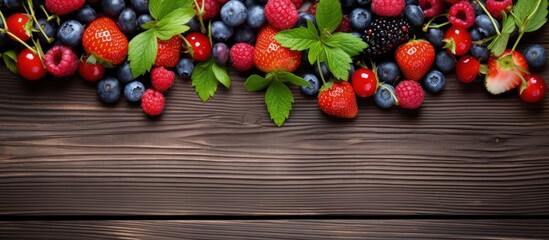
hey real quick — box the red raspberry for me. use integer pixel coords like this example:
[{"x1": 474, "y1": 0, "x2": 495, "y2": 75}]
[
  {"x1": 141, "y1": 89, "x2": 165, "y2": 116},
  {"x1": 154, "y1": 36, "x2": 182, "y2": 68},
  {"x1": 230, "y1": 43, "x2": 255, "y2": 72},
  {"x1": 307, "y1": 2, "x2": 318, "y2": 16},
  {"x1": 336, "y1": 15, "x2": 351, "y2": 32},
  {"x1": 44, "y1": 45, "x2": 79, "y2": 78},
  {"x1": 371, "y1": 0, "x2": 405, "y2": 17},
  {"x1": 290, "y1": 0, "x2": 303, "y2": 8},
  {"x1": 445, "y1": 0, "x2": 461, "y2": 4},
  {"x1": 448, "y1": 1, "x2": 475, "y2": 28},
  {"x1": 45, "y1": 0, "x2": 85, "y2": 16},
  {"x1": 195, "y1": 0, "x2": 220, "y2": 20},
  {"x1": 264, "y1": 0, "x2": 299, "y2": 30},
  {"x1": 151, "y1": 67, "x2": 175, "y2": 92},
  {"x1": 486, "y1": 0, "x2": 512, "y2": 19},
  {"x1": 419, "y1": 0, "x2": 443, "y2": 18},
  {"x1": 395, "y1": 80, "x2": 425, "y2": 109}
]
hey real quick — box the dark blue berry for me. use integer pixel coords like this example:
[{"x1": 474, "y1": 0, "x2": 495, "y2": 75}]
[
  {"x1": 212, "y1": 42, "x2": 229, "y2": 65},
  {"x1": 124, "y1": 81, "x2": 145, "y2": 102},
  {"x1": 234, "y1": 24, "x2": 255, "y2": 44},
  {"x1": 314, "y1": 62, "x2": 331, "y2": 80},
  {"x1": 469, "y1": 28, "x2": 482, "y2": 41},
  {"x1": 349, "y1": 8, "x2": 372, "y2": 31},
  {"x1": 1, "y1": 0, "x2": 21, "y2": 9},
  {"x1": 211, "y1": 21, "x2": 233, "y2": 42},
  {"x1": 422, "y1": 70, "x2": 445, "y2": 93},
  {"x1": 246, "y1": 5, "x2": 265, "y2": 29},
  {"x1": 185, "y1": 17, "x2": 200, "y2": 32},
  {"x1": 97, "y1": 77, "x2": 121, "y2": 103},
  {"x1": 356, "y1": 0, "x2": 371, "y2": 6},
  {"x1": 404, "y1": 5, "x2": 424, "y2": 27},
  {"x1": 117, "y1": 62, "x2": 134, "y2": 84},
  {"x1": 77, "y1": 5, "x2": 97, "y2": 24},
  {"x1": 297, "y1": 12, "x2": 316, "y2": 27},
  {"x1": 300, "y1": 73, "x2": 321, "y2": 96},
  {"x1": 342, "y1": 0, "x2": 356, "y2": 9},
  {"x1": 376, "y1": 61, "x2": 400, "y2": 84},
  {"x1": 348, "y1": 64, "x2": 355, "y2": 81},
  {"x1": 137, "y1": 14, "x2": 153, "y2": 30},
  {"x1": 405, "y1": 0, "x2": 418, "y2": 5},
  {"x1": 425, "y1": 28, "x2": 445, "y2": 49},
  {"x1": 34, "y1": 18, "x2": 56, "y2": 45},
  {"x1": 221, "y1": 0, "x2": 248, "y2": 27},
  {"x1": 475, "y1": 14, "x2": 499, "y2": 38},
  {"x1": 102, "y1": 0, "x2": 126, "y2": 19},
  {"x1": 57, "y1": 20, "x2": 84, "y2": 47},
  {"x1": 0, "y1": 20, "x2": 12, "y2": 52},
  {"x1": 471, "y1": 0, "x2": 485, "y2": 16},
  {"x1": 374, "y1": 84, "x2": 396, "y2": 109},
  {"x1": 470, "y1": 45, "x2": 490, "y2": 63},
  {"x1": 117, "y1": 8, "x2": 138, "y2": 36},
  {"x1": 130, "y1": 0, "x2": 149, "y2": 14},
  {"x1": 176, "y1": 58, "x2": 194, "y2": 79},
  {"x1": 435, "y1": 50, "x2": 457, "y2": 73},
  {"x1": 522, "y1": 44, "x2": 547, "y2": 72}
]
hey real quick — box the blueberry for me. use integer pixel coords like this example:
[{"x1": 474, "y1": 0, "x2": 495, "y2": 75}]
[
  {"x1": 221, "y1": 0, "x2": 247, "y2": 27},
  {"x1": 348, "y1": 64, "x2": 355, "y2": 81},
  {"x1": 239, "y1": 0, "x2": 256, "y2": 7},
  {"x1": 102, "y1": 0, "x2": 126, "y2": 19},
  {"x1": 356, "y1": 0, "x2": 371, "y2": 6},
  {"x1": 185, "y1": 17, "x2": 201, "y2": 32},
  {"x1": 374, "y1": 84, "x2": 396, "y2": 109},
  {"x1": 342, "y1": 0, "x2": 356, "y2": 9},
  {"x1": 97, "y1": 77, "x2": 121, "y2": 103},
  {"x1": 377, "y1": 61, "x2": 400, "y2": 84},
  {"x1": 297, "y1": 12, "x2": 316, "y2": 27},
  {"x1": 77, "y1": 5, "x2": 97, "y2": 24},
  {"x1": 1, "y1": 0, "x2": 21, "y2": 9},
  {"x1": 0, "y1": 20, "x2": 13, "y2": 52},
  {"x1": 405, "y1": 0, "x2": 418, "y2": 5},
  {"x1": 57, "y1": 20, "x2": 84, "y2": 47},
  {"x1": 130, "y1": 0, "x2": 149, "y2": 14},
  {"x1": 435, "y1": 50, "x2": 457, "y2": 73},
  {"x1": 300, "y1": 74, "x2": 321, "y2": 96},
  {"x1": 117, "y1": 8, "x2": 138, "y2": 36},
  {"x1": 422, "y1": 70, "x2": 445, "y2": 93},
  {"x1": 212, "y1": 42, "x2": 229, "y2": 65},
  {"x1": 469, "y1": 28, "x2": 482, "y2": 41},
  {"x1": 137, "y1": 14, "x2": 154, "y2": 30},
  {"x1": 34, "y1": 18, "x2": 56, "y2": 45},
  {"x1": 124, "y1": 81, "x2": 145, "y2": 102},
  {"x1": 211, "y1": 21, "x2": 233, "y2": 42},
  {"x1": 404, "y1": 5, "x2": 424, "y2": 27},
  {"x1": 349, "y1": 8, "x2": 372, "y2": 31},
  {"x1": 117, "y1": 62, "x2": 134, "y2": 84},
  {"x1": 475, "y1": 14, "x2": 499, "y2": 37},
  {"x1": 176, "y1": 58, "x2": 194, "y2": 79},
  {"x1": 522, "y1": 44, "x2": 547, "y2": 71},
  {"x1": 246, "y1": 5, "x2": 265, "y2": 29},
  {"x1": 314, "y1": 62, "x2": 331, "y2": 80},
  {"x1": 471, "y1": 0, "x2": 485, "y2": 16},
  {"x1": 470, "y1": 45, "x2": 490, "y2": 63},
  {"x1": 234, "y1": 24, "x2": 255, "y2": 44},
  {"x1": 425, "y1": 28, "x2": 445, "y2": 49}
]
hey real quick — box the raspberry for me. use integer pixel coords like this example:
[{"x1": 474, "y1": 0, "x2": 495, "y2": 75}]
[
  {"x1": 336, "y1": 15, "x2": 351, "y2": 32},
  {"x1": 290, "y1": 0, "x2": 303, "y2": 8},
  {"x1": 45, "y1": 0, "x2": 85, "y2": 16},
  {"x1": 395, "y1": 80, "x2": 425, "y2": 109},
  {"x1": 448, "y1": 1, "x2": 475, "y2": 28},
  {"x1": 307, "y1": 2, "x2": 318, "y2": 16},
  {"x1": 371, "y1": 0, "x2": 405, "y2": 17},
  {"x1": 230, "y1": 43, "x2": 255, "y2": 72},
  {"x1": 486, "y1": 0, "x2": 512, "y2": 19},
  {"x1": 141, "y1": 89, "x2": 165, "y2": 116},
  {"x1": 419, "y1": 0, "x2": 443, "y2": 18},
  {"x1": 44, "y1": 45, "x2": 79, "y2": 78},
  {"x1": 445, "y1": 0, "x2": 461, "y2": 4},
  {"x1": 195, "y1": 0, "x2": 220, "y2": 20},
  {"x1": 154, "y1": 36, "x2": 182, "y2": 68},
  {"x1": 264, "y1": 0, "x2": 299, "y2": 30},
  {"x1": 151, "y1": 67, "x2": 175, "y2": 92}
]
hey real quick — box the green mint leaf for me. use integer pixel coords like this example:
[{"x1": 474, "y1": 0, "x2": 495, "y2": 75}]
[
  {"x1": 488, "y1": 33, "x2": 510, "y2": 56},
  {"x1": 307, "y1": 41, "x2": 322, "y2": 65},
  {"x1": 275, "y1": 26, "x2": 319, "y2": 51},
  {"x1": 316, "y1": 0, "x2": 342, "y2": 34},
  {"x1": 324, "y1": 47, "x2": 352, "y2": 80},
  {"x1": 524, "y1": 0, "x2": 548, "y2": 32},
  {"x1": 324, "y1": 32, "x2": 368, "y2": 57},
  {"x1": 128, "y1": 29, "x2": 158, "y2": 78},
  {"x1": 501, "y1": 13, "x2": 516, "y2": 34},
  {"x1": 2, "y1": 50, "x2": 18, "y2": 74},
  {"x1": 156, "y1": 7, "x2": 194, "y2": 40},
  {"x1": 265, "y1": 81, "x2": 294, "y2": 127},
  {"x1": 274, "y1": 71, "x2": 309, "y2": 87},
  {"x1": 149, "y1": 0, "x2": 193, "y2": 20},
  {"x1": 191, "y1": 59, "x2": 220, "y2": 102},
  {"x1": 245, "y1": 74, "x2": 270, "y2": 91},
  {"x1": 212, "y1": 62, "x2": 230, "y2": 88}
]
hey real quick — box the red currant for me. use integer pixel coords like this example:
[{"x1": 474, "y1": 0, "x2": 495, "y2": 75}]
[
  {"x1": 6, "y1": 13, "x2": 31, "y2": 42},
  {"x1": 456, "y1": 55, "x2": 480, "y2": 83},
  {"x1": 520, "y1": 74, "x2": 546, "y2": 103},
  {"x1": 16, "y1": 48, "x2": 46, "y2": 81},
  {"x1": 78, "y1": 57, "x2": 105, "y2": 82},
  {"x1": 351, "y1": 68, "x2": 378, "y2": 98},
  {"x1": 185, "y1": 32, "x2": 212, "y2": 62},
  {"x1": 444, "y1": 26, "x2": 471, "y2": 56}
]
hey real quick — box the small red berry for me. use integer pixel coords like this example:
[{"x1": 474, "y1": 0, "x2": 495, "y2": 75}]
[
  {"x1": 448, "y1": 1, "x2": 475, "y2": 29},
  {"x1": 419, "y1": 0, "x2": 443, "y2": 18},
  {"x1": 230, "y1": 43, "x2": 255, "y2": 72},
  {"x1": 195, "y1": 0, "x2": 220, "y2": 20},
  {"x1": 141, "y1": 89, "x2": 165, "y2": 116},
  {"x1": 520, "y1": 74, "x2": 546, "y2": 103},
  {"x1": 151, "y1": 67, "x2": 175, "y2": 92},
  {"x1": 78, "y1": 56, "x2": 105, "y2": 82},
  {"x1": 6, "y1": 13, "x2": 31, "y2": 42},
  {"x1": 456, "y1": 55, "x2": 480, "y2": 83},
  {"x1": 371, "y1": 0, "x2": 405, "y2": 17},
  {"x1": 264, "y1": 0, "x2": 299, "y2": 30},
  {"x1": 395, "y1": 80, "x2": 425, "y2": 109},
  {"x1": 16, "y1": 48, "x2": 46, "y2": 81},
  {"x1": 352, "y1": 68, "x2": 378, "y2": 98},
  {"x1": 185, "y1": 32, "x2": 212, "y2": 62},
  {"x1": 444, "y1": 26, "x2": 471, "y2": 56},
  {"x1": 486, "y1": 0, "x2": 512, "y2": 19},
  {"x1": 44, "y1": 45, "x2": 79, "y2": 78}
]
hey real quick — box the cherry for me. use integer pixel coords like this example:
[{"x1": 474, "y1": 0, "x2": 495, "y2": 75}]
[
  {"x1": 78, "y1": 57, "x2": 106, "y2": 82},
  {"x1": 444, "y1": 26, "x2": 471, "y2": 56},
  {"x1": 6, "y1": 13, "x2": 31, "y2": 42},
  {"x1": 351, "y1": 67, "x2": 378, "y2": 98},
  {"x1": 520, "y1": 74, "x2": 546, "y2": 103},
  {"x1": 16, "y1": 48, "x2": 46, "y2": 81},
  {"x1": 185, "y1": 32, "x2": 212, "y2": 62},
  {"x1": 456, "y1": 55, "x2": 480, "y2": 83}
]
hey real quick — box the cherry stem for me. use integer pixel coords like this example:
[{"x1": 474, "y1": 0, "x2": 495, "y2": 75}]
[
  {"x1": 379, "y1": 84, "x2": 399, "y2": 106},
  {"x1": 422, "y1": 14, "x2": 448, "y2": 32},
  {"x1": 193, "y1": 0, "x2": 207, "y2": 34},
  {"x1": 316, "y1": 58, "x2": 327, "y2": 85},
  {"x1": 26, "y1": 0, "x2": 54, "y2": 44},
  {"x1": 6, "y1": 31, "x2": 37, "y2": 54},
  {"x1": 473, "y1": 0, "x2": 501, "y2": 36}
]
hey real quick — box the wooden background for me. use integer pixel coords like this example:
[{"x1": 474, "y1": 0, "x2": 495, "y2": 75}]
[{"x1": 1, "y1": 24, "x2": 549, "y2": 239}]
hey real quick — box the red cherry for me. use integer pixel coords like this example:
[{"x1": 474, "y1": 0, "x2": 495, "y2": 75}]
[
  {"x1": 520, "y1": 74, "x2": 546, "y2": 103},
  {"x1": 351, "y1": 68, "x2": 378, "y2": 97},
  {"x1": 456, "y1": 55, "x2": 480, "y2": 83},
  {"x1": 6, "y1": 13, "x2": 31, "y2": 42},
  {"x1": 16, "y1": 48, "x2": 46, "y2": 81},
  {"x1": 185, "y1": 32, "x2": 212, "y2": 62},
  {"x1": 444, "y1": 26, "x2": 471, "y2": 56},
  {"x1": 78, "y1": 57, "x2": 105, "y2": 82}
]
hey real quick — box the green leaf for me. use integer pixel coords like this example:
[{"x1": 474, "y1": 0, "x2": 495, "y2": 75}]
[
  {"x1": 315, "y1": 0, "x2": 342, "y2": 34},
  {"x1": 524, "y1": 0, "x2": 548, "y2": 32},
  {"x1": 156, "y1": 7, "x2": 195, "y2": 40},
  {"x1": 324, "y1": 32, "x2": 368, "y2": 57},
  {"x1": 275, "y1": 26, "x2": 319, "y2": 51},
  {"x1": 245, "y1": 74, "x2": 271, "y2": 91},
  {"x1": 2, "y1": 50, "x2": 18, "y2": 74},
  {"x1": 275, "y1": 71, "x2": 309, "y2": 87},
  {"x1": 307, "y1": 41, "x2": 322, "y2": 65},
  {"x1": 212, "y1": 62, "x2": 230, "y2": 88},
  {"x1": 489, "y1": 33, "x2": 510, "y2": 56},
  {"x1": 501, "y1": 13, "x2": 516, "y2": 34},
  {"x1": 265, "y1": 81, "x2": 294, "y2": 127},
  {"x1": 191, "y1": 60, "x2": 220, "y2": 102},
  {"x1": 149, "y1": 0, "x2": 193, "y2": 20},
  {"x1": 128, "y1": 30, "x2": 158, "y2": 78},
  {"x1": 324, "y1": 47, "x2": 352, "y2": 80}
]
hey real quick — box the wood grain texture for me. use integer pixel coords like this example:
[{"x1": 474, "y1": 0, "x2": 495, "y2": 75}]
[
  {"x1": 2, "y1": 220, "x2": 549, "y2": 239},
  {"x1": 1, "y1": 25, "x2": 549, "y2": 217}
]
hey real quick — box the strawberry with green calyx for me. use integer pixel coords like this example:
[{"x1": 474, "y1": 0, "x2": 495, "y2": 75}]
[
  {"x1": 318, "y1": 80, "x2": 358, "y2": 118},
  {"x1": 253, "y1": 25, "x2": 301, "y2": 73},
  {"x1": 485, "y1": 49, "x2": 529, "y2": 95},
  {"x1": 395, "y1": 39, "x2": 435, "y2": 81},
  {"x1": 83, "y1": 18, "x2": 128, "y2": 66}
]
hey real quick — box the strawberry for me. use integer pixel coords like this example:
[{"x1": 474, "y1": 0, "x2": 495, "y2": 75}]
[
  {"x1": 317, "y1": 81, "x2": 358, "y2": 119},
  {"x1": 82, "y1": 18, "x2": 128, "y2": 65},
  {"x1": 253, "y1": 25, "x2": 301, "y2": 73},
  {"x1": 395, "y1": 39, "x2": 435, "y2": 81},
  {"x1": 485, "y1": 50, "x2": 529, "y2": 95},
  {"x1": 154, "y1": 36, "x2": 182, "y2": 68}
]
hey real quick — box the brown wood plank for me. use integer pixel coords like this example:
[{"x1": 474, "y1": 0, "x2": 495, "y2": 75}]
[
  {"x1": 1, "y1": 22, "x2": 549, "y2": 216},
  {"x1": 1, "y1": 220, "x2": 548, "y2": 239}
]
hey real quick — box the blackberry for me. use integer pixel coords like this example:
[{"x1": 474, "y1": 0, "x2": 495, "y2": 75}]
[{"x1": 363, "y1": 17, "x2": 412, "y2": 56}]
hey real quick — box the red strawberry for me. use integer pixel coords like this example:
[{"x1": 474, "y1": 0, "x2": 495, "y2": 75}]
[
  {"x1": 318, "y1": 81, "x2": 358, "y2": 119},
  {"x1": 45, "y1": 0, "x2": 85, "y2": 16},
  {"x1": 485, "y1": 50, "x2": 529, "y2": 95},
  {"x1": 264, "y1": 0, "x2": 299, "y2": 30},
  {"x1": 82, "y1": 18, "x2": 128, "y2": 65},
  {"x1": 253, "y1": 25, "x2": 301, "y2": 73},
  {"x1": 395, "y1": 39, "x2": 435, "y2": 81},
  {"x1": 154, "y1": 36, "x2": 182, "y2": 68}
]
